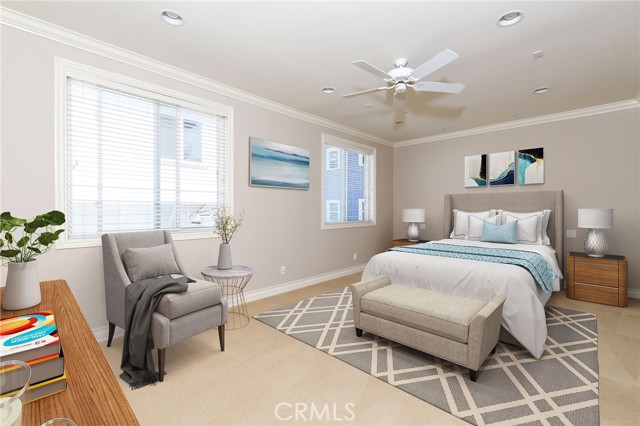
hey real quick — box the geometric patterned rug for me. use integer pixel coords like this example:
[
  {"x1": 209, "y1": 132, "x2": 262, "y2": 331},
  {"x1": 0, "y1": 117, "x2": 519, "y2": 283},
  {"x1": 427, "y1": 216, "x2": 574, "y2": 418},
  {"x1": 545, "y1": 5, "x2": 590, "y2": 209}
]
[{"x1": 254, "y1": 287, "x2": 599, "y2": 426}]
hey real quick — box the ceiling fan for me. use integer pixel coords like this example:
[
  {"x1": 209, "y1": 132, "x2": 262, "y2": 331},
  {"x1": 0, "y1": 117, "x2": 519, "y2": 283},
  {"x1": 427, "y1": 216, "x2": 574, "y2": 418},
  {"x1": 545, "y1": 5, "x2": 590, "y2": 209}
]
[{"x1": 342, "y1": 49, "x2": 465, "y2": 124}]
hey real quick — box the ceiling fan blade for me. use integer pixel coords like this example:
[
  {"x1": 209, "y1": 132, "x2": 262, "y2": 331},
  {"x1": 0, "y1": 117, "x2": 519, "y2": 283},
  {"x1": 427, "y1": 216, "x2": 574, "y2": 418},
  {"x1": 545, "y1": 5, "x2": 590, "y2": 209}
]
[
  {"x1": 410, "y1": 49, "x2": 459, "y2": 81},
  {"x1": 352, "y1": 60, "x2": 392, "y2": 80},
  {"x1": 342, "y1": 86, "x2": 391, "y2": 98},
  {"x1": 414, "y1": 81, "x2": 466, "y2": 94}
]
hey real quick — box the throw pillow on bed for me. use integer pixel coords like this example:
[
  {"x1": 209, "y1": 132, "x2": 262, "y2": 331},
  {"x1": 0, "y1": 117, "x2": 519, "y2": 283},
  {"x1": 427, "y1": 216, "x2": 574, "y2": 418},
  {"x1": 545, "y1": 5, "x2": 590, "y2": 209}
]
[
  {"x1": 502, "y1": 212, "x2": 544, "y2": 244},
  {"x1": 480, "y1": 219, "x2": 518, "y2": 244},
  {"x1": 467, "y1": 214, "x2": 499, "y2": 240},
  {"x1": 499, "y1": 209, "x2": 551, "y2": 245},
  {"x1": 450, "y1": 209, "x2": 498, "y2": 239}
]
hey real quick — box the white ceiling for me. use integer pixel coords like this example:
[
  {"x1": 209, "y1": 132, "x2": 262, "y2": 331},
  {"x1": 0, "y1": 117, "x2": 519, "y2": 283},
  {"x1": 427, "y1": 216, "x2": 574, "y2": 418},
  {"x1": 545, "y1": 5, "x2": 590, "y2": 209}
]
[{"x1": 3, "y1": 1, "x2": 640, "y2": 143}]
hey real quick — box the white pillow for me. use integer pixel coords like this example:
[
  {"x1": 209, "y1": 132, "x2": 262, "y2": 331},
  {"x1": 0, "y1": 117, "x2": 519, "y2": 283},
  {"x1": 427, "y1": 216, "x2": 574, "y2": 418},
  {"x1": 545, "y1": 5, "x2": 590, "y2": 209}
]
[
  {"x1": 503, "y1": 212, "x2": 543, "y2": 244},
  {"x1": 467, "y1": 215, "x2": 499, "y2": 241},
  {"x1": 499, "y1": 209, "x2": 551, "y2": 245},
  {"x1": 450, "y1": 210, "x2": 497, "y2": 239}
]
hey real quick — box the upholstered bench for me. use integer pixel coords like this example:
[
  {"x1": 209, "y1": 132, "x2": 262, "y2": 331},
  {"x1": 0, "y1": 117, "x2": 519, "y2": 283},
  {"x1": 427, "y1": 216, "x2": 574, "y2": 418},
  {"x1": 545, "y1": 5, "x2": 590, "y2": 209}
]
[{"x1": 350, "y1": 275, "x2": 506, "y2": 382}]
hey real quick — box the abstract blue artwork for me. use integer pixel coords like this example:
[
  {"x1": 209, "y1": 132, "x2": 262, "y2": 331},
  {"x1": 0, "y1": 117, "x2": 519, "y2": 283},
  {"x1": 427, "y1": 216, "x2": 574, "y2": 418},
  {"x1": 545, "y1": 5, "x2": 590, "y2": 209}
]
[
  {"x1": 464, "y1": 154, "x2": 487, "y2": 187},
  {"x1": 250, "y1": 137, "x2": 310, "y2": 190},
  {"x1": 518, "y1": 147, "x2": 544, "y2": 184},
  {"x1": 489, "y1": 151, "x2": 515, "y2": 186}
]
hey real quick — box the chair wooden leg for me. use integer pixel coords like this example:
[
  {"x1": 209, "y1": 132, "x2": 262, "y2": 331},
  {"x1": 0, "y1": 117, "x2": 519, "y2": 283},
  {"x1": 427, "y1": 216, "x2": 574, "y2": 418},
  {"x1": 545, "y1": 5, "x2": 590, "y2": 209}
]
[
  {"x1": 107, "y1": 322, "x2": 115, "y2": 347},
  {"x1": 355, "y1": 327, "x2": 363, "y2": 337},
  {"x1": 158, "y1": 348, "x2": 166, "y2": 382},
  {"x1": 218, "y1": 325, "x2": 225, "y2": 352}
]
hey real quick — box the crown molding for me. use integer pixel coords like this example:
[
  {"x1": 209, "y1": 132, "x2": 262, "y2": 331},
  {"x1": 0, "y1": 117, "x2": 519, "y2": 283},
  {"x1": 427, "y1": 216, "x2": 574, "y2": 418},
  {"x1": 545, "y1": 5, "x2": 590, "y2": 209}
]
[
  {"x1": 0, "y1": 7, "x2": 393, "y2": 148},
  {"x1": 394, "y1": 99, "x2": 640, "y2": 148}
]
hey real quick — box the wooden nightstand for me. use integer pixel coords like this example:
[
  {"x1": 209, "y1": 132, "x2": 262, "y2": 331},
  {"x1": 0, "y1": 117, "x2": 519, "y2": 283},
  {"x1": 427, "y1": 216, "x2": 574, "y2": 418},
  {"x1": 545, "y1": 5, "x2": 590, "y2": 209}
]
[
  {"x1": 566, "y1": 252, "x2": 628, "y2": 307},
  {"x1": 390, "y1": 239, "x2": 429, "y2": 248}
]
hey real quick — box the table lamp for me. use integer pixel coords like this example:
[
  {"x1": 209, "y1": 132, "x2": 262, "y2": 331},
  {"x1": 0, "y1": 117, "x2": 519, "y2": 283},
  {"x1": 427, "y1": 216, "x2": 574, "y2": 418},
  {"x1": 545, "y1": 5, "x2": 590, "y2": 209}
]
[
  {"x1": 402, "y1": 208, "x2": 425, "y2": 242},
  {"x1": 578, "y1": 208, "x2": 613, "y2": 257}
]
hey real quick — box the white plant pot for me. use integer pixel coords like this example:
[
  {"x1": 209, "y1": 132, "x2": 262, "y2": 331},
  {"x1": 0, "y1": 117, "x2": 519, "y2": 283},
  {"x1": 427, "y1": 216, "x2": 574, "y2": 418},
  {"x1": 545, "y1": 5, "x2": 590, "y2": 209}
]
[
  {"x1": 217, "y1": 243, "x2": 232, "y2": 270},
  {"x1": 2, "y1": 260, "x2": 41, "y2": 310}
]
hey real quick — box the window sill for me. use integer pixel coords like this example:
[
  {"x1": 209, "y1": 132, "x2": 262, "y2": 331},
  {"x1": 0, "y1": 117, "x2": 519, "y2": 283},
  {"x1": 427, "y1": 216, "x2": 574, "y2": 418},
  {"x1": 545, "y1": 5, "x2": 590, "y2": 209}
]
[
  {"x1": 321, "y1": 221, "x2": 376, "y2": 231},
  {"x1": 56, "y1": 230, "x2": 216, "y2": 250}
]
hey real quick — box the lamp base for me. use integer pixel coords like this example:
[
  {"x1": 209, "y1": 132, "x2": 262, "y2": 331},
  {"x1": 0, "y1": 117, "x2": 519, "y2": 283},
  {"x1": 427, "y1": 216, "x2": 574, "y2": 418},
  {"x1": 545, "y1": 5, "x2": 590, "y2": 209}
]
[
  {"x1": 584, "y1": 228, "x2": 607, "y2": 257},
  {"x1": 406, "y1": 223, "x2": 420, "y2": 242}
]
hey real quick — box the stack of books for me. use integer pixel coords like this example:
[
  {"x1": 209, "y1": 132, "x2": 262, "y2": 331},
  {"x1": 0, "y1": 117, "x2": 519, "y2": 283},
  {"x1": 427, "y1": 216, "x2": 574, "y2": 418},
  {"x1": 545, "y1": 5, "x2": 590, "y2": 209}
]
[{"x1": 0, "y1": 311, "x2": 67, "y2": 402}]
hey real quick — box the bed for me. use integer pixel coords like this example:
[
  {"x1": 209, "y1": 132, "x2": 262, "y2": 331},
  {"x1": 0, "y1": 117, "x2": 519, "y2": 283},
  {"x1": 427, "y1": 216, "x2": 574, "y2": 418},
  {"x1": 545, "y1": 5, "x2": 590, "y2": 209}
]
[{"x1": 362, "y1": 190, "x2": 564, "y2": 359}]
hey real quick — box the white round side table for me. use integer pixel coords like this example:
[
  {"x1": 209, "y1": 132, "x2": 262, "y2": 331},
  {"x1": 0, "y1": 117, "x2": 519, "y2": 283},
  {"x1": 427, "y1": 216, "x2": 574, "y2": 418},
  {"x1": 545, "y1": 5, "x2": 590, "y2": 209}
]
[{"x1": 201, "y1": 265, "x2": 253, "y2": 330}]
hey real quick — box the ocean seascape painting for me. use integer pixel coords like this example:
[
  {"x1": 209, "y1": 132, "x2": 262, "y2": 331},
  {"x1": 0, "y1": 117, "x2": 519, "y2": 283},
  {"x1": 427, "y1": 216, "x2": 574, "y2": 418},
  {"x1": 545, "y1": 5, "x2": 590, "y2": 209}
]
[
  {"x1": 464, "y1": 154, "x2": 487, "y2": 187},
  {"x1": 489, "y1": 151, "x2": 515, "y2": 186},
  {"x1": 518, "y1": 147, "x2": 544, "y2": 184},
  {"x1": 250, "y1": 137, "x2": 310, "y2": 190}
]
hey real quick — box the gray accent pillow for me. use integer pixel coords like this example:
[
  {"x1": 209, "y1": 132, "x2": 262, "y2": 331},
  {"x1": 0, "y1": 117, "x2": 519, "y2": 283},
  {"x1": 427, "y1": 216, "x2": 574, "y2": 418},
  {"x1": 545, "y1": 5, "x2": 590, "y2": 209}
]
[{"x1": 122, "y1": 243, "x2": 180, "y2": 282}]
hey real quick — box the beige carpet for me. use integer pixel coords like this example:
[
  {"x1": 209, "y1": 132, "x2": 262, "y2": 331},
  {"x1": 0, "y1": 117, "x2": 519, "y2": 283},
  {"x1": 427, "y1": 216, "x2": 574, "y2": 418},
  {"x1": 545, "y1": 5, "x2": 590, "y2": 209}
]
[{"x1": 99, "y1": 274, "x2": 640, "y2": 425}]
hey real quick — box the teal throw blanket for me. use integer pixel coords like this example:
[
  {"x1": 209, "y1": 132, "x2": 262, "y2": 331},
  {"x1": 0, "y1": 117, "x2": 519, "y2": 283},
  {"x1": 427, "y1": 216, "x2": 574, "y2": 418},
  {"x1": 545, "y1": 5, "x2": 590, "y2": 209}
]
[{"x1": 390, "y1": 243, "x2": 557, "y2": 294}]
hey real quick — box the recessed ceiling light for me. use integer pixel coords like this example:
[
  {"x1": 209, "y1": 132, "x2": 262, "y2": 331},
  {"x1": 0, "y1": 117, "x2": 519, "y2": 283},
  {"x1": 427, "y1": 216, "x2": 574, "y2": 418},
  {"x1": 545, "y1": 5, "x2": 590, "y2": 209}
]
[
  {"x1": 533, "y1": 87, "x2": 550, "y2": 94},
  {"x1": 160, "y1": 10, "x2": 184, "y2": 26},
  {"x1": 442, "y1": 127, "x2": 451, "y2": 131},
  {"x1": 514, "y1": 113, "x2": 525, "y2": 117},
  {"x1": 365, "y1": 103, "x2": 374, "y2": 108},
  {"x1": 497, "y1": 10, "x2": 523, "y2": 27},
  {"x1": 321, "y1": 87, "x2": 336, "y2": 94}
]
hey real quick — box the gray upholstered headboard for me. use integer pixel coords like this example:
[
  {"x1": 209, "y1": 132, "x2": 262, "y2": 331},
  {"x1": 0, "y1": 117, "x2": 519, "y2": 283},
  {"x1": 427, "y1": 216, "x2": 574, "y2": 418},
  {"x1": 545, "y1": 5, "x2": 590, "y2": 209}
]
[{"x1": 444, "y1": 190, "x2": 564, "y2": 268}]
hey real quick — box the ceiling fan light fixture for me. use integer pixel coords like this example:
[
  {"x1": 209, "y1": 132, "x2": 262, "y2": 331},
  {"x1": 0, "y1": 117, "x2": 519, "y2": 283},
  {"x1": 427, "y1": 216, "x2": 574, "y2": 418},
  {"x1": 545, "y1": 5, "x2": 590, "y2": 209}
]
[
  {"x1": 533, "y1": 87, "x2": 550, "y2": 94},
  {"x1": 497, "y1": 10, "x2": 523, "y2": 27},
  {"x1": 321, "y1": 87, "x2": 336, "y2": 94},
  {"x1": 160, "y1": 10, "x2": 184, "y2": 26}
]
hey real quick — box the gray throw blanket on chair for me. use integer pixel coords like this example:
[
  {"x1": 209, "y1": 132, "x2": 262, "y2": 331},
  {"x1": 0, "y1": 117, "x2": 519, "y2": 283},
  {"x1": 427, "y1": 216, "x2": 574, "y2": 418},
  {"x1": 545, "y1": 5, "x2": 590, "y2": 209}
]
[{"x1": 120, "y1": 275, "x2": 191, "y2": 389}]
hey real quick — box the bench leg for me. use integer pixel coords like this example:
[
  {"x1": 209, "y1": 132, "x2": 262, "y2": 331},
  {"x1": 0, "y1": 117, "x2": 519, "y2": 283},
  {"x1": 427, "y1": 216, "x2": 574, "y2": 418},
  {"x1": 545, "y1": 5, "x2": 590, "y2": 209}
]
[
  {"x1": 355, "y1": 328, "x2": 363, "y2": 337},
  {"x1": 469, "y1": 369, "x2": 478, "y2": 382}
]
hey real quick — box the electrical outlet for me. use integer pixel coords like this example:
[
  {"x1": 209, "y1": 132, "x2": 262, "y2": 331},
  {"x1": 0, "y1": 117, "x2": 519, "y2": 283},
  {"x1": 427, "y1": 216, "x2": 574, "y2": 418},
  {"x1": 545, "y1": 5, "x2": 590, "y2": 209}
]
[
  {"x1": 280, "y1": 265, "x2": 287, "y2": 275},
  {"x1": 566, "y1": 229, "x2": 577, "y2": 238},
  {"x1": 353, "y1": 253, "x2": 357, "y2": 260}
]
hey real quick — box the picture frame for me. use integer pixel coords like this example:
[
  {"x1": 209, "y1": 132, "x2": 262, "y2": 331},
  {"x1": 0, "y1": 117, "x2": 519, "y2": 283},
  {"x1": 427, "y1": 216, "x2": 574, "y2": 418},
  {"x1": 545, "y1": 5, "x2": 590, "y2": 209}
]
[
  {"x1": 464, "y1": 154, "x2": 487, "y2": 188},
  {"x1": 489, "y1": 151, "x2": 515, "y2": 186},
  {"x1": 249, "y1": 137, "x2": 310, "y2": 190},
  {"x1": 517, "y1": 147, "x2": 544, "y2": 184}
]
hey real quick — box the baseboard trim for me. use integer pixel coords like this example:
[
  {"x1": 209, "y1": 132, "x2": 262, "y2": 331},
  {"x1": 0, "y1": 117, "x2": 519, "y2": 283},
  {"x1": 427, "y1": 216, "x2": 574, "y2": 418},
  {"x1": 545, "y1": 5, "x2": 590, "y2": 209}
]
[
  {"x1": 243, "y1": 264, "x2": 365, "y2": 304},
  {"x1": 92, "y1": 264, "x2": 364, "y2": 342},
  {"x1": 94, "y1": 324, "x2": 124, "y2": 344},
  {"x1": 628, "y1": 288, "x2": 640, "y2": 300}
]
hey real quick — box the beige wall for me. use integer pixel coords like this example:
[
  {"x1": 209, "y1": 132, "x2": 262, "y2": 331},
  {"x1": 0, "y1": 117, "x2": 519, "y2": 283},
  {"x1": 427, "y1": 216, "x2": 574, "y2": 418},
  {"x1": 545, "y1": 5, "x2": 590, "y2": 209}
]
[
  {"x1": 393, "y1": 108, "x2": 640, "y2": 294},
  {"x1": 0, "y1": 27, "x2": 393, "y2": 329}
]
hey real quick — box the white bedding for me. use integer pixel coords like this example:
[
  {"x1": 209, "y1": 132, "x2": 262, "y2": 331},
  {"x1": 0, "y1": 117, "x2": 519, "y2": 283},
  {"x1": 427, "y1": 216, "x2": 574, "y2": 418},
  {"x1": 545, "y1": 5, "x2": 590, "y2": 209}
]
[{"x1": 361, "y1": 239, "x2": 563, "y2": 359}]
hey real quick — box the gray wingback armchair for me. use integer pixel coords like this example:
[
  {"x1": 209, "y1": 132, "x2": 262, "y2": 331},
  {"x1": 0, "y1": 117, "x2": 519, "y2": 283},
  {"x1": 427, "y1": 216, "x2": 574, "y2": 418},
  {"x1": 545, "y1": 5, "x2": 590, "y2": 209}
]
[{"x1": 102, "y1": 230, "x2": 227, "y2": 382}]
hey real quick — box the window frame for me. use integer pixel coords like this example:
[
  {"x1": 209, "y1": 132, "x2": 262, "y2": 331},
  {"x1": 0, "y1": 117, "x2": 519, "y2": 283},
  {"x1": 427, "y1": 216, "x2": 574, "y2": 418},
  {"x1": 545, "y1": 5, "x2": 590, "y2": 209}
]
[
  {"x1": 320, "y1": 134, "x2": 376, "y2": 230},
  {"x1": 55, "y1": 58, "x2": 234, "y2": 248}
]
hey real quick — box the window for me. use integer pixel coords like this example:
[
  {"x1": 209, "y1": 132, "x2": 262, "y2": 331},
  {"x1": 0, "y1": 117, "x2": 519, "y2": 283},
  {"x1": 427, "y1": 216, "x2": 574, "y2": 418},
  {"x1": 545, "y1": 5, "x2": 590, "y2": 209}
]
[
  {"x1": 58, "y1": 64, "x2": 232, "y2": 246},
  {"x1": 321, "y1": 134, "x2": 376, "y2": 229}
]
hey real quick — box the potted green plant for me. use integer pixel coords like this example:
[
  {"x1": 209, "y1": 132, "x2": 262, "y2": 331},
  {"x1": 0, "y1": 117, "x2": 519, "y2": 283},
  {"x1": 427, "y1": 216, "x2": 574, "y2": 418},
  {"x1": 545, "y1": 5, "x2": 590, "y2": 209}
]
[
  {"x1": 0, "y1": 210, "x2": 65, "y2": 310},
  {"x1": 213, "y1": 205, "x2": 243, "y2": 270}
]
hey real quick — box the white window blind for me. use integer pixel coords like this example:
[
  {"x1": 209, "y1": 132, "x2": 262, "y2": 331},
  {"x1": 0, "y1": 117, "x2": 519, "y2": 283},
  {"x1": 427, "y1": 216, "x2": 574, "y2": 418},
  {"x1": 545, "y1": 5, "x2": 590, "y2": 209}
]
[
  {"x1": 322, "y1": 135, "x2": 376, "y2": 229},
  {"x1": 65, "y1": 77, "x2": 230, "y2": 239}
]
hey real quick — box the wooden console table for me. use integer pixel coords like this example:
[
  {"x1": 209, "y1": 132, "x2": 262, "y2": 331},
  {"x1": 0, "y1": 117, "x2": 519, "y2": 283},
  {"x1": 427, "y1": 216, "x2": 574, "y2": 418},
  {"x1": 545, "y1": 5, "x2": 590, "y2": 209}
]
[{"x1": 1, "y1": 280, "x2": 139, "y2": 425}]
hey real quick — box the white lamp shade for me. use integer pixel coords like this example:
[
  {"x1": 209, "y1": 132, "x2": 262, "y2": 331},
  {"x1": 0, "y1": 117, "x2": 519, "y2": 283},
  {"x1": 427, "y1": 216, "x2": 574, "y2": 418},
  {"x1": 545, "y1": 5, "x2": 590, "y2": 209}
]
[
  {"x1": 578, "y1": 208, "x2": 613, "y2": 229},
  {"x1": 402, "y1": 208, "x2": 425, "y2": 223}
]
